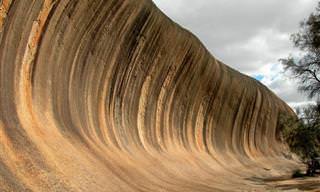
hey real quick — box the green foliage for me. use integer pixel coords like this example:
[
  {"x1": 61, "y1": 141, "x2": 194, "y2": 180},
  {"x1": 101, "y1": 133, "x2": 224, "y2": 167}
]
[
  {"x1": 279, "y1": 2, "x2": 320, "y2": 162},
  {"x1": 279, "y1": 105, "x2": 320, "y2": 160}
]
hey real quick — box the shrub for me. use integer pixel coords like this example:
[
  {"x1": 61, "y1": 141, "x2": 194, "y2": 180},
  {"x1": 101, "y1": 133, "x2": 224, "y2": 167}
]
[{"x1": 278, "y1": 105, "x2": 320, "y2": 161}]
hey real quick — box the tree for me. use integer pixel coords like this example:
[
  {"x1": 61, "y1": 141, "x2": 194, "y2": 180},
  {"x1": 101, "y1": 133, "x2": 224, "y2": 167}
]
[
  {"x1": 279, "y1": 2, "x2": 320, "y2": 161},
  {"x1": 279, "y1": 105, "x2": 320, "y2": 160},
  {"x1": 280, "y1": 2, "x2": 320, "y2": 99}
]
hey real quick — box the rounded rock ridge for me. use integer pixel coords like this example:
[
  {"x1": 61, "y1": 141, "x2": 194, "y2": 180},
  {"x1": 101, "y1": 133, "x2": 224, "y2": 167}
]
[{"x1": 0, "y1": 0, "x2": 297, "y2": 191}]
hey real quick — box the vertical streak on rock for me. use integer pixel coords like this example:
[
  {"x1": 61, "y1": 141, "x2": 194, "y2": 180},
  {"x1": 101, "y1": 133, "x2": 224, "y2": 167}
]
[
  {"x1": 0, "y1": 0, "x2": 300, "y2": 191},
  {"x1": 17, "y1": 0, "x2": 56, "y2": 136},
  {"x1": 0, "y1": 0, "x2": 12, "y2": 32}
]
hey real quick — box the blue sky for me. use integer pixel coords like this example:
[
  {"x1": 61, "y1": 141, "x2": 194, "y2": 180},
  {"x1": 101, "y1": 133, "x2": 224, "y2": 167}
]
[
  {"x1": 152, "y1": 0, "x2": 317, "y2": 108},
  {"x1": 254, "y1": 75, "x2": 264, "y2": 81}
]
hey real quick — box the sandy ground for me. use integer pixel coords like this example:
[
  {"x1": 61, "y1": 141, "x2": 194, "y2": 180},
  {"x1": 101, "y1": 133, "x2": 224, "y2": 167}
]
[{"x1": 256, "y1": 174, "x2": 320, "y2": 191}]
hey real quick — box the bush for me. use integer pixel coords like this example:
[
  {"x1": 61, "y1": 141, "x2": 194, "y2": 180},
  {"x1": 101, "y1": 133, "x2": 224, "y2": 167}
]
[{"x1": 279, "y1": 104, "x2": 320, "y2": 161}]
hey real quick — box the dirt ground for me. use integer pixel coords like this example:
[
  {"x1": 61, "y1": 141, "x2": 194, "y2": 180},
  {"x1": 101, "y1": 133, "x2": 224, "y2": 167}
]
[{"x1": 260, "y1": 174, "x2": 320, "y2": 191}]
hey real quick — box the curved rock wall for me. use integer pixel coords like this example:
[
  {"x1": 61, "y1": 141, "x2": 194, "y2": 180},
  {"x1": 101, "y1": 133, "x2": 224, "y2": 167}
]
[{"x1": 0, "y1": 0, "x2": 297, "y2": 191}]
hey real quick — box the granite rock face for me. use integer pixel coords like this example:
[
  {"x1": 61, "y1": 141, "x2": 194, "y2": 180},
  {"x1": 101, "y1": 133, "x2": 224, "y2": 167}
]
[{"x1": 0, "y1": 0, "x2": 297, "y2": 191}]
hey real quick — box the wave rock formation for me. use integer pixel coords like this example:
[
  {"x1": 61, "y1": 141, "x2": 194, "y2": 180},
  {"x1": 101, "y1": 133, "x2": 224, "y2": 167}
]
[{"x1": 0, "y1": 0, "x2": 298, "y2": 191}]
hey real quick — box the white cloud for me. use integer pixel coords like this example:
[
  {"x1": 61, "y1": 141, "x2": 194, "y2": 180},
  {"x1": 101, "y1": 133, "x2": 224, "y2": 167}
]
[{"x1": 152, "y1": 0, "x2": 318, "y2": 109}]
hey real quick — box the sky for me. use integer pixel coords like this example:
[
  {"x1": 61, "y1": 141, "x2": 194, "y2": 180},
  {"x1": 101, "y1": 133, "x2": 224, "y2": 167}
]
[{"x1": 152, "y1": 0, "x2": 318, "y2": 109}]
